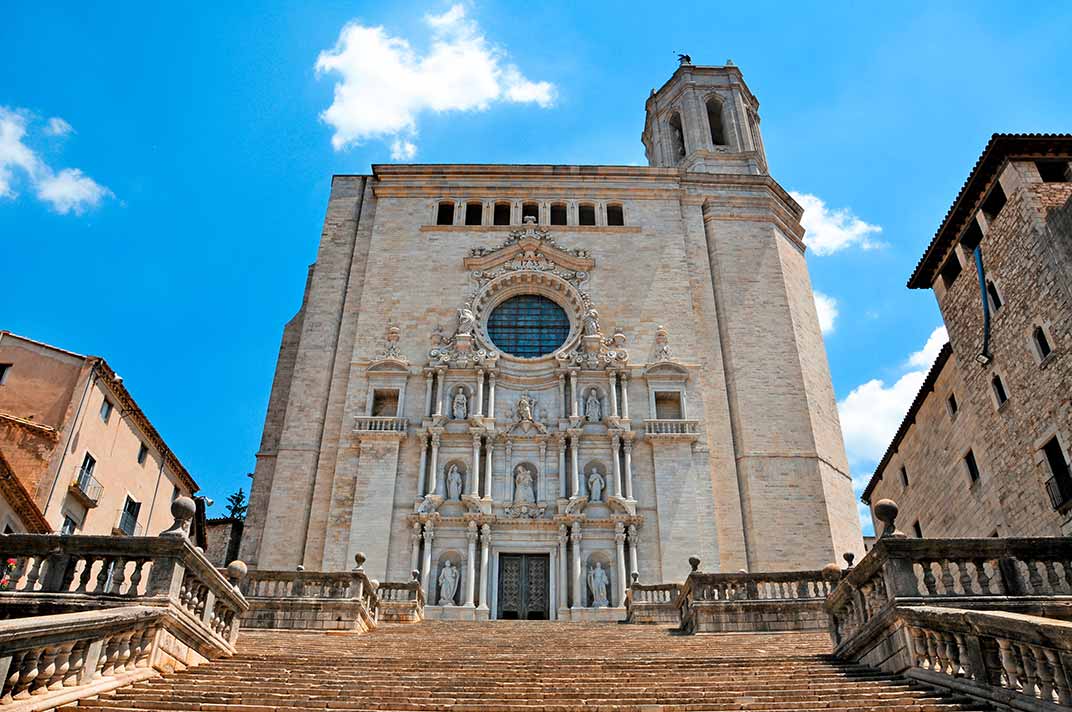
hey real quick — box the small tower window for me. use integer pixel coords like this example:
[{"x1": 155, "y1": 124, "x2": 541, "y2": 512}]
[
  {"x1": 464, "y1": 202, "x2": 483, "y2": 226},
  {"x1": 606, "y1": 204, "x2": 624, "y2": 226},
  {"x1": 521, "y1": 202, "x2": 539, "y2": 223},
  {"x1": 899, "y1": 466, "x2": 909, "y2": 488},
  {"x1": 667, "y1": 112, "x2": 686, "y2": 163},
  {"x1": 940, "y1": 254, "x2": 962, "y2": 288},
  {"x1": 964, "y1": 449, "x2": 981, "y2": 484},
  {"x1": 991, "y1": 374, "x2": 1009, "y2": 407},
  {"x1": 436, "y1": 201, "x2": 455, "y2": 226},
  {"x1": 986, "y1": 281, "x2": 1003, "y2": 311},
  {"x1": 1034, "y1": 326, "x2": 1053, "y2": 360},
  {"x1": 550, "y1": 203, "x2": 567, "y2": 225},
  {"x1": 1036, "y1": 160, "x2": 1071, "y2": 183},
  {"x1": 578, "y1": 204, "x2": 596, "y2": 226},
  {"x1": 493, "y1": 202, "x2": 511, "y2": 225},
  {"x1": 705, "y1": 96, "x2": 726, "y2": 146},
  {"x1": 947, "y1": 393, "x2": 959, "y2": 418},
  {"x1": 981, "y1": 184, "x2": 1007, "y2": 223}
]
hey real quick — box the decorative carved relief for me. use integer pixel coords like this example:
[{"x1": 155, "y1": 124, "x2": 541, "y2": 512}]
[{"x1": 654, "y1": 325, "x2": 673, "y2": 362}]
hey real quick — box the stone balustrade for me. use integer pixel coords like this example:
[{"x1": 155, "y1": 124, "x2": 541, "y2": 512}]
[
  {"x1": 643, "y1": 419, "x2": 699, "y2": 438},
  {"x1": 898, "y1": 605, "x2": 1072, "y2": 710},
  {"x1": 625, "y1": 580, "x2": 681, "y2": 624},
  {"x1": 377, "y1": 576, "x2": 425, "y2": 623},
  {"x1": 353, "y1": 416, "x2": 408, "y2": 433}
]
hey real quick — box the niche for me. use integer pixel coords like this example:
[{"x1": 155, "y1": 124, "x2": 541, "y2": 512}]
[
  {"x1": 371, "y1": 389, "x2": 400, "y2": 417},
  {"x1": 585, "y1": 551, "x2": 615, "y2": 607},
  {"x1": 581, "y1": 461, "x2": 607, "y2": 503},
  {"x1": 443, "y1": 460, "x2": 469, "y2": 501},
  {"x1": 435, "y1": 551, "x2": 463, "y2": 606}
]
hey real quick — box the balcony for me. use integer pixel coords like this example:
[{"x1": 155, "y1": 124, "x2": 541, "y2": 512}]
[
  {"x1": 644, "y1": 419, "x2": 700, "y2": 441},
  {"x1": 353, "y1": 416, "x2": 407, "y2": 434},
  {"x1": 68, "y1": 468, "x2": 103, "y2": 508},
  {"x1": 113, "y1": 511, "x2": 144, "y2": 537},
  {"x1": 1046, "y1": 472, "x2": 1072, "y2": 510}
]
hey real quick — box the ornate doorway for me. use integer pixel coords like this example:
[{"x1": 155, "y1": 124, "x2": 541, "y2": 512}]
[{"x1": 497, "y1": 554, "x2": 549, "y2": 620}]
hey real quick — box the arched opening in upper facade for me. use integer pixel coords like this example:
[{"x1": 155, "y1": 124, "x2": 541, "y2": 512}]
[
  {"x1": 706, "y1": 96, "x2": 726, "y2": 147},
  {"x1": 667, "y1": 112, "x2": 686, "y2": 163}
]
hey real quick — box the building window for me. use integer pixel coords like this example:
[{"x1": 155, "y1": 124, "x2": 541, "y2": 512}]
[
  {"x1": 521, "y1": 202, "x2": 539, "y2": 223},
  {"x1": 493, "y1": 202, "x2": 511, "y2": 226},
  {"x1": 606, "y1": 204, "x2": 624, "y2": 226},
  {"x1": 912, "y1": 520, "x2": 923, "y2": 538},
  {"x1": 550, "y1": 203, "x2": 567, "y2": 225},
  {"x1": 436, "y1": 201, "x2": 454, "y2": 226},
  {"x1": 981, "y1": 183, "x2": 1007, "y2": 223},
  {"x1": 0, "y1": 363, "x2": 10, "y2": 385},
  {"x1": 1033, "y1": 326, "x2": 1053, "y2": 361},
  {"x1": 100, "y1": 398, "x2": 114, "y2": 423},
  {"x1": 986, "y1": 281, "x2": 1003, "y2": 311},
  {"x1": 947, "y1": 393, "x2": 959, "y2": 418},
  {"x1": 960, "y1": 220, "x2": 982, "y2": 252},
  {"x1": 578, "y1": 204, "x2": 596, "y2": 226},
  {"x1": 705, "y1": 96, "x2": 726, "y2": 146},
  {"x1": 371, "y1": 388, "x2": 400, "y2": 417},
  {"x1": 939, "y1": 254, "x2": 962, "y2": 288},
  {"x1": 991, "y1": 374, "x2": 1009, "y2": 407},
  {"x1": 964, "y1": 449, "x2": 981, "y2": 484},
  {"x1": 486, "y1": 294, "x2": 571, "y2": 358},
  {"x1": 79, "y1": 453, "x2": 96, "y2": 481},
  {"x1": 667, "y1": 112, "x2": 686, "y2": 162},
  {"x1": 654, "y1": 391, "x2": 684, "y2": 420},
  {"x1": 118, "y1": 496, "x2": 142, "y2": 536},
  {"x1": 61, "y1": 515, "x2": 78, "y2": 535},
  {"x1": 171, "y1": 485, "x2": 179, "y2": 501},
  {"x1": 899, "y1": 466, "x2": 909, "y2": 489},
  {"x1": 1036, "y1": 160, "x2": 1071, "y2": 183},
  {"x1": 1042, "y1": 436, "x2": 1072, "y2": 509},
  {"x1": 464, "y1": 202, "x2": 483, "y2": 226},
  {"x1": 136, "y1": 442, "x2": 149, "y2": 465}
]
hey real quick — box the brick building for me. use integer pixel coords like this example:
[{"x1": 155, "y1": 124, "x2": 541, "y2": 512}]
[
  {"x1": 240, "y1": 61, "x2": 863, "y2": 621},
  {"x1": 863, "y1": 134, "x2": 1072, "y2": 537},
  {"x1": 0, "y1": 331, "x2": 199, "y2": 536}
]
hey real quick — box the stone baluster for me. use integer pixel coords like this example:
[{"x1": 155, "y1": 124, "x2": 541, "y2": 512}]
[
  {"x1": 557, "y1": 524, "x2": 569, "y2": 611},
  {"x1": 487, "y1": 372, "x2": 497, "y2": 421},
  {"x1": 614, "y1": 522, "x2": 627, "y2": 606},
  {"x1": 1026, "y1": 560, "x2": 1044, "y2": 594},
  {"x1": 920, "y1": 560, "x2": 938, "y2": 595},
  {"x1": 409, "y1": 522, "x2": 422, "y2": 574},
  {"x1": 417, "y1": 436, "x2": 428, "y2": 499},
  {"x1": 434, "y1": 368, "x2": 446, "y2": 417},
  {"x1": 958, "y1": 560, "x2": 974, "y2": 595},
  {"x1": 477, "y1": 524, "x2": 491, "y2": 611},
  {"x1": 557, "y1": 434, "x2": 567, "y2": 499},
  {"x1": 1020, "y1": 643, "x2": 1039, "y2": 698},
  {"x1": 1046, "y1": 648, "x2": 1071, "y2": 705},
  {"x1": 424, "y1": 372, "x2": 434, "y2": 417},
  {"x1": 620, "y1": 373, "x2": 630, "y2": 420},
  {"x1": 1045, "y1": 560, "x2": 1063, "y2": 593},
  {"x1": 475, "y1": 369, "x2": 484, "y2": 417},
  {"x1": 470, "y1": 434, "x2": 482, "y2": 497},
  {"x1": 420, "y1": 522, "x2": 435, "y2": 601},
  {"x1": 570, "y1": 522, "x2": 583, "y2": 608},
  {"x1": 628, "y1": 524, "x2": 639, "y2": 579},
  {"x1": 997, "y1": 637, "x2": 1023, "y2": 690},
  {"x1": 464, "y1": 522, "x2": 478, "y2": 607},
  {"x1": 1032, "y1": 645, "x2": 1055, "y2": 701},
  {"x1": 609, "y1": 434, "x2": 621, "y2": 498},
  {"x1": 484, "y1": 437, "x2": 494, "y2": 499},
  {"x1": 427, "y1": 434, "x2": 441, "y2": 497},
  {"x1": 558, "y1": 373, "x2": 567, "y2": 418},
  {"x1": 623, "y1": 437, "x2": 634, "y2": 500},
  {"x1": 939, "y1": 559, "x2": 956, "y2": 594},
  {"x1": 974, "y1": 559, "x2": 992, "y2": 594},
  {"x1": 569, "y1": 431, "x2": 581, "y2": 497}
]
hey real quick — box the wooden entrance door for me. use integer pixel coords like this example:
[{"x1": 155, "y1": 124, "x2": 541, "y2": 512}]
[{"x1": 497, "y1": 554, "x2": 549, "y2": 620}]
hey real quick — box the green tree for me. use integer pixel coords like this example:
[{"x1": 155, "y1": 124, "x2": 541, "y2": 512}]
[{"x1": 225, "y1": 488, "x2": 248, "y2": 520}]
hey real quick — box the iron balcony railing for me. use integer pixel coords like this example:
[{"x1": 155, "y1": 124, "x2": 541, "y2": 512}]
[{"x1": 72, "y1": 468, "x2": 103, "y2": 504}]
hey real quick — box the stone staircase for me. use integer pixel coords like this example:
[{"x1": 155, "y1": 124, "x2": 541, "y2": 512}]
[{"x1": 64, "y1": 621, "x2": 991, "y2": 711}]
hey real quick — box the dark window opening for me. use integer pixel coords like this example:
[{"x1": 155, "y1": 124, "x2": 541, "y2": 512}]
[
  {"x1": 947, "y1": 393, "x2": 959, "y2": 417},
  {"x1": 486, "y1": 294, "x2": 570, "y2": 358},
  {"x1": 550, "y1": 203, "x2": 567, "y2": 225},
  {"x1": 119, "y1": 496, "x2": 142, "y2": 536},
  {"x1": 1037, "y1": 160, "x2": 1071, "y2": 183},
  {"x1": 899, "y1": 466, "x2": 909, "y2": 488},
  {"x1": 493, "y1": 202, "x2": 511, "y2": 225},
  {"x1": 521, "y1": 203, "x2": 539, "y2": 223},
  {"x1": 3, "y1": 524, "x2": 14, "y2": 535},
  {"x1": 0, "y1": 363, "x2": 10, "y2": 385},
  {"x1": 706, "y1": 97, "x2": 726, "y2": 146},
  {"x1": 991, "y1": 375, "x2": 1008, "y2": 406},
  {"x1": 981, "y1": 183, "x2": 1007, "y2": 223},
  {"x1": 61, "y1": 515, "x2": 77, "y2": 536},
  {"x1": 436, "y1": 202, "x2": 454, "y2": 226},
  {"x1": 912, "y1": 521, "x2": 923, "y2": 538},
  {"x1": 964, "y1": 450, "x2": 981, "y2": 483},
  {"x1": 1043, "y1": 437, "x2": 1072, "y2": 509},
  {"x1": 100, "y1": 398, "x2": 113, "y2": 423},
  {"x1": 464, "y1": 202, "x2": 483, "y2": 226},
  {"x1": 986, "y1": 281, "x2": 1003, "y2": 311},
  {"x1": 668, "y1": 112, "x2": 686, "y2": 163},
  {"x1": 372, "y1": 389, "x2": 400, "y2": 417},
  {"x1": 606, "y1": 204, "x2": 624, "y2": 226},
  {"x1": 1034, "y1": 326, "x2": 1053, "y2": 360},
  {"x1": 137, "y1": 442, "x2": 149, "y2": 465},
  {"x1": 960, "y1": 220, "x2": 983, "y2": 252},
  {"x1": 940, "y1": 254, "x2": 962, "y2": 288},
  {"x1": 578, "y1": 204, "x2": 596, "y2": 226},
  {"x1": 654, "y1": 392, "x2": 684, "y2": 420}
]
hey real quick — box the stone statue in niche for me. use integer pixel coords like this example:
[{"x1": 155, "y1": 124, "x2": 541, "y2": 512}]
[
  {"x1": 587, "y1": 468, "x2": 605, "y2": 503},
  {"x1": 588, "y1": 562, "x2": 610, "y2": 607},
  {"x1": 583, "y1": 309, "x2": 600, "y2": 336},
  {"x1": 452, "y1": 387, "x2": 468, "y2": 420},
  {"x1": 584, "y1": 388, "x2": 602, "y2": 422},
  {"x1": 438, "y1": 560, "x2": 459, "y2": 605},
  {"x1": 456, "y1": 304, "x2": 476, "y2": 336},
  {"x1": 514, "y1": 464, "x2": 536, "y2": 504},
  {"x1": 446, "y1": 465, "x2": 463, "y2": 501}
]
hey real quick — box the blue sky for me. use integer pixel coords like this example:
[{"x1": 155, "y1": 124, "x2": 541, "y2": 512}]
[{"x1": 2, "y1": 2, "x2": 1069, "y2": 530}]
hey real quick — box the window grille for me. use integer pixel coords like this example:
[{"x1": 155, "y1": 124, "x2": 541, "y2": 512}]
[{"x1": 486, "y1": 295, "x2": 570, "y2": 358}]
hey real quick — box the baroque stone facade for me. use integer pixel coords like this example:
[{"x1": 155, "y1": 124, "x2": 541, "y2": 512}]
[
  {"x1": 241, "y1": 62, "x2": 862, "y2": 620},
  {"x1": 864, "y1": 135, "x2": 1072, "y2": 537}
]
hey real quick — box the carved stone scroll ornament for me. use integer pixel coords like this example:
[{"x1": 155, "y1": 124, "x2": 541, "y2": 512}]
[
  {"x1": 377, "y1": 324, "x2": 408, "y2": 364},
  {"x1": 654, "y1": 325, "x2": 673, "y2": 362}
]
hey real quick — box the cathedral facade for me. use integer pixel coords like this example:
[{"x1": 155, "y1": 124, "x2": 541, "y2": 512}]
[{"x1": 240, "y1": 63, "x2": 863, "y2": 621}]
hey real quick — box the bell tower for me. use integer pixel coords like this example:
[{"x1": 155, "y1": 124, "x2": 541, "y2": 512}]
[{"x1": 642, "y1": 59, "x2": 768, "y2": 175}]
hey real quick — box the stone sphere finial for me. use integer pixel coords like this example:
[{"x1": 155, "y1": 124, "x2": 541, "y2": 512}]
[
  {"x1": 631, "y1": 571, "x2": 639, "y2": 585},
  {"x1": 353, "y1": 552, "x2": 366, "y2": 571},
  {"x1": 226, "y1": 560, "x2": 248, "y2": 582},
  {"x1": 296, "y1": 565, "x2": 305, "y2": 572},
  {"x1": 160, "y1": 496, "x2": 196, "y2": 538},
  {"x1": 874, "y1": 499, "x2": 907, "y2": 539},
  {"x1": 843, "y1": 552, "x2": 856, "y2": 569},
  {"x1": 688, "y1": 555, "x2": 701, "y2": 573},
  {"x1": 411, "y1": 569, "x2": 420, "y2": 582}
]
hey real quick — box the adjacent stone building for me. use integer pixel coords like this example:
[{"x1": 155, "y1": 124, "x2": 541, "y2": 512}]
[
  {"x1": 0, "y1": 331, "x2": 200, "y2": 535},
  {"x1": 241, "y1": 62, "x2": 863, "y2": 621},
  {"x1": 863, "y1": 134, "x2": 1072, "y2": 537}
]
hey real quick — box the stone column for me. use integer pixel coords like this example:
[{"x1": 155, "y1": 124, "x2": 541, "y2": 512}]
[
  {"x1": 487, "y1": 372, "x2": 497, "y2": 421},
  {"x1": 557, "y1": 524, "x2": 569, "y2": 611},
  {"x1": 623, "y1": 438, "x2": 634, "y2": 500},
  {"x1": 610, "y1": 434, "x2": 621, "y2": 497},
  {"x1": 620, "y1": 373, "x2": 630, "y2": 420},
  {"x1": 558, "y1": 373, "x2": 566, "y2": 418},
  {"x1": 557, "y1": 435, "x2": 567, "y2": 498},
  {"x1": 417, "y1": 436, "x2": 429, "y2": 498},
  {"x1": 569, "y1": 431, "x2": 581, "y2": 497},
  {"x1": 475, "y1": 369, "x2": 484, "y2": 417},
  {"x1": 484, "y1": 437, "x2": 494, "y2": 499},
  {"x1": 424, "y1": 372, "x2": 434, "y2": 417},
  {"x1": 410, "y1": 521, "x2": 422, "y2": 574},
  {"x1": 608, "y1": 372, "x2": 619, "y2": 418},
  {"x1": 477, "y1": 524, "x2": 491, "y2": 610},
  {"x1": 470, "y1": 434, "x2": 482, "y2": 496},
  {"x1": 627, "y1": 524, "x2": 639, "y2": 579},
  {"x1": 465, "y1": 522, "x2": 478, "y2": 607},
  {"x1": 505, "y1": 440, "x2": 514, "y2": 500},
  {"x1": 570, "y1": 521, "x2": 583, "y2": 608},
  {"x1": 420, "y1": 521, "x2": 435, "y2": 601},
  {"x1": 614, "y1": 522, "x2": 627, "y2": 607},
  {"x1": 434, "y1": 369, "x2": 446, "y2": 417},
  {"x1": 569, "y1": 371, "x2": 579, "y2": 418},
  {"x1": 427, "y1": 433, "x2": 441, "y2": 496}
]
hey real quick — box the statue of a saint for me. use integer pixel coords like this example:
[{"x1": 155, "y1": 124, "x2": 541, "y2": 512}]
[
  {"x1": 446, "y1": 465, "x2": 463, "y2": 501},
  {"x1": 438, "y1": 561, "x2": 459, "y2": 605},
  {"x1": 588, "y1": 562, "x2": 610, "y2": 607},
  {"x1": 583, "y1": 309, "x2": 600, "y2": 336},
  {"x1": 587, "y1": 468, "x2": 605, "y2": 503},
  {"x1": 584, "y1": 388, "x2": 602, "y2": 422},
  {"x1": 457, "y1": 305, "x2": 476, "y2": 336},
  {"x1": 516, "y1": 395, "x2": 534, "y2": 422},
  {"x1": 452, "y1": 387, "x2": 468, "y2": 420},
  {"x1": 514, "y1": 465, "x2": 536, "y2": 504}
]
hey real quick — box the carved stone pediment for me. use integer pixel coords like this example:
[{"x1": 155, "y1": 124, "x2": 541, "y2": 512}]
[{"x1": 465, "y1": 225, "x2": 593, "y2": 288}]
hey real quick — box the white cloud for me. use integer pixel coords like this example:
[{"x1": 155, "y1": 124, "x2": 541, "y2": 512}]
[
  {"x1": 791, "y1": 191, "x2": 884, "y2": 256},
  {"x1": 0, "y1": 107, "x2": 111, "y2": 213},
  {"x1": 907, "y1": 325, "x2": 949, "y2": 369},
  {"x1": 44, "y1": 117, "x2": 73, "y2": 137},
  {"x1": 813, "y1": 291, "x2": 838, "y2": 335},
  {"x1": 315, "y1": 4, "x2": 555, "y2": 156}
]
